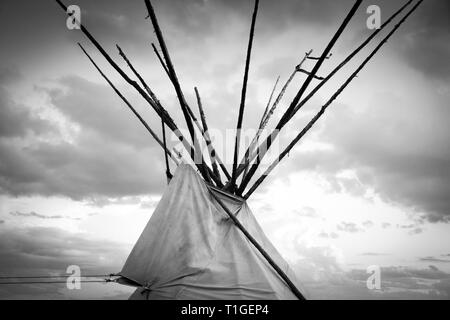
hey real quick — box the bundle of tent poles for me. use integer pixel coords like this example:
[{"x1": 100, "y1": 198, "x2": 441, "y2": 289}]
[{"x1": 56, "y1": 0, "x2": 423, "y2": 199}]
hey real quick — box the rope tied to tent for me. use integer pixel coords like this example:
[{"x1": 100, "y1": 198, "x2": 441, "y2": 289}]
[
  {"x1": 140, "y1": 282, "x2": 153, "y2": 300},
  {"x1": 0, "y1": 273, "x2": 119, "y2": 285}
]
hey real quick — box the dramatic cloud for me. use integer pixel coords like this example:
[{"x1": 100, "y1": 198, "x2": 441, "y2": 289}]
[
  {"x1": 0, "y1": 226, "x2": 133, "y2": 299},
  {"x1": 0, "y1": 69, "x2": 54, "y2": 139},
  {"x1": 0, "y1": 74, "x2": 169, "y2": 200},
  {"x1": 9, "y1": 211, "x2": 80, "y2": 221},
  {"x1": 0, "y1": 0, "x2": 448, "y2": 300},
  {"x1": 289, "y1": 94, "x2": 450, "y2": 222},
  {"x1": 292, "y1": 242, "x2": 450, "y2": 299},
  {"x1": 393, "y1": 0, "x2": 450, "y2": 81}
]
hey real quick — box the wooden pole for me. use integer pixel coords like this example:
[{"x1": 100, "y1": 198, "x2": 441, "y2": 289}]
[
  {"x1": 259, "y1": 76, "x2": 280, "y2": 129},
  {"x1": 151, "y1": 42, "x2": 171, "y2": 80},
  {"x1": 243, "y1": 75, "x2": 280, "y2": 178},
  {"x1": 195, "y1": 87, "x2": 231, "y2": 180},
  {"x1": 230, "y1": 0, "x2": 260, "y2": 192},
  {"x1": 288, "y1": 0, "x2": 414, "y2": 120},
  {"x1": 161, "y1": 118, "x2": 173, "y2": 183},
  {"x1": 144, "y1": 0, "x2": 211, "y2": 184},
  {"x1": 244, "y1": 0, "x2": 424, "y2": 199},
  {"x1": 239, "y1": 50, "x2": 312, "y2": 187},
  {"x1": 194, "y1": 88, "x2": 231, "y2": 179},
  {"x1": 116, "y1": 44, "x2": 163, "y2": 109},
  {"x1": 150, "y1": 44, "x2": 223, "y2": 184},
  {"x1": 260, "y1": 50, "x2": 312, "y2": 132},
  {"x1": 234, "y1": 0, "x2": 412, "y2": 184},
  {"x1": 238, "y1": 0, "x2": 363, "y2": 194},
  {"x1": 78, "y1": 43, "x2": 179, "y2": 166},
  {"x1": 208, "y1": 186, "x2": 305, "y2": 300},
  {"x1": 55, "y1": 0, "x2": 212, "y2": 181},
  {"x1": 151, "y1": 41, "x2": 227, "y2": 184},
  {"x1": 184, "y1": 99, "x2": 223, "y2": 186}
]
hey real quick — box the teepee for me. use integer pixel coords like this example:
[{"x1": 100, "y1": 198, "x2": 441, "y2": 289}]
[
  {"x1": 56, "y1": 0, "x2": 423, "y2": 300},
  {"x1": 119, "y1": 164, "x2": 303, "y2": 299}
]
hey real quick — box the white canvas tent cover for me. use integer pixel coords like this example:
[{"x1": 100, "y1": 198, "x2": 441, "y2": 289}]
[{"x1": 119, "y1": 164, "x2": 304, "y2": 299}]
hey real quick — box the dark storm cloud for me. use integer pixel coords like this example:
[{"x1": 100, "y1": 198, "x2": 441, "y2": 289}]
[
  {"x1": 0, "y1": 226, "x2": 129, "y2": 274},
  {"x1": 213, "y1": 0, "x2": 356, "y2": 30},
  {"x1": 287, "y1": 89, "x2": 450, "y2": 222},
  {"x1": 0, "y1": 226, "x2": 131, "y2": 299},
  {"x1": 0, "y1": 69, "x2": 54, "y2": 139},
  {"x1": 346, "y1": 0, "x2": 450, "y2": 82},
  {"x1": 292, "y1": 243, "x2": 450, "y2": 299},
  {"x1": 47, "y1": 76, "x2": 158, "y2": 148},
  {"x1": 393, "y1": 0, "x2": 450, "y2": 81},
  {"x1": 0, "y1": 132, "x2": 165, "y2": 200},
  {"x1": 0, "y1": 1, "x2": 447, "y2": 212},
  {"x1": 0, "y1": 74, "x2": 168, "y2": 200},
  {"x1": 2, "y1": 0, "x2": 446, "y2": 82},
  {"x1": 0, "y1": 0, "x2": 376, "y2": 78}
]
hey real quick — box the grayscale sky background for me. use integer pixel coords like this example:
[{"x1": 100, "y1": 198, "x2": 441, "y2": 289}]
[{"x1": 0, "y1": 0, "x2": 449, "y2": 299}]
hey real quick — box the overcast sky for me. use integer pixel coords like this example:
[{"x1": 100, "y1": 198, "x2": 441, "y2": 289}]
[{"x1": 0, "y1": 0, "x2": 449, "y2": 299}]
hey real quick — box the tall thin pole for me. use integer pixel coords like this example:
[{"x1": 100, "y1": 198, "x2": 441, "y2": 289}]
[
  {"x1": 152, "y1": 40, "x2": 230, "y2": 182},
  {"x1": 244, "y1": 0, "x2": 424, "y2": 199},
  {"x1": 150, "y1": 44, "x2": 225, "y2": 185},
  {"x1": 151, "y1": 42, "x2": 171, "y2": 80},
  {"x1": 259, "y1": 76, "x2": 280, "y2": 129},
  {"x1": 243, "y1": 75, "x2": 280, "y2": 178},
  {"x1": 116, "y1": 44, "x2": 168, "y2": 121},
  {"x1": 55, "y1": 0, "x2": 212, "y2": 181},
  {"x1": 207, "y1": 187, "x2": 305, "y2": 300},
  {"x1": 144, "y1": 0, "x2": 211, "y2": 183},
  {"x1": 78, "y1": 43, "x2": 179, "y2": 166},
  {"x1": 230, "y1": 0, "x2": 260, "y2": 191},
  {"x1": 238, "y1": 0, "x2": 363, "y2": 194},
  {"x1": 260, "y1": 50, "x2": 313, "y2": 132},
  {"x1": 195, "y1": 87, "x2": 231, "y2": 180},
  {"x1": 234, "y1": 0, "x2": 412, "y2": 184},
  {"x1": 184, "y1": 99, "x2": 223, "y2": 186},
  {"x1": 240, "y1": 50, "x2": 312, "y2": 186},
  {"x1": 161, "y1": 119, "x2": 173, "y2": 183}
]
